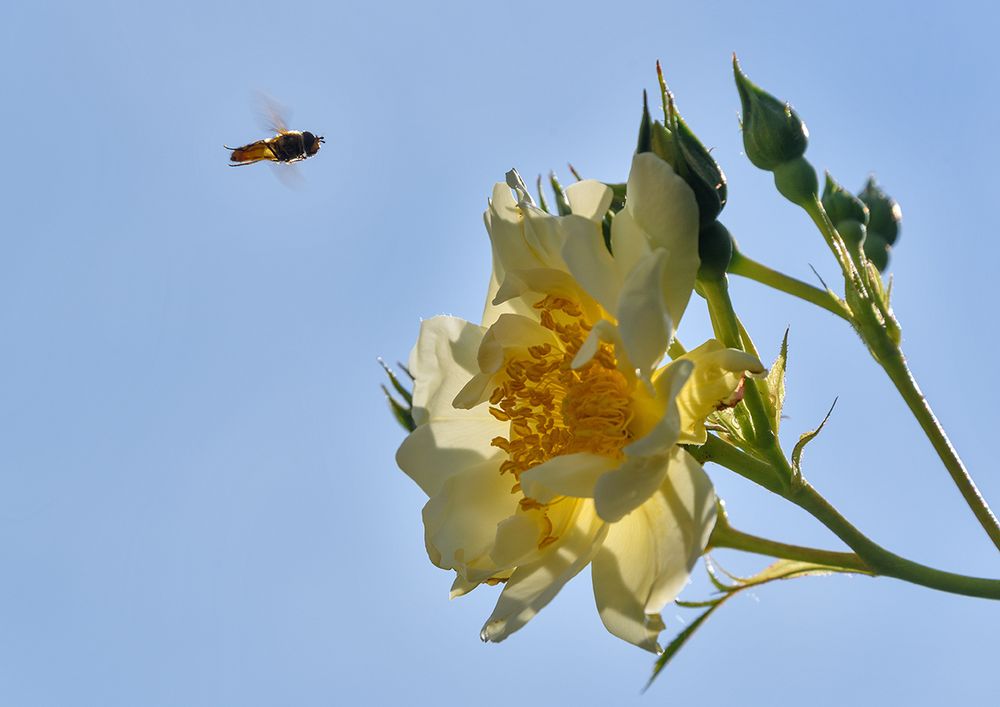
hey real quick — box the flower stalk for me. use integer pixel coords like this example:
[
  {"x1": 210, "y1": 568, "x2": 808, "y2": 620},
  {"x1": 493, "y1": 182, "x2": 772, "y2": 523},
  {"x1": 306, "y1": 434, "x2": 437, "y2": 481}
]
[
  {"x1": 727, "y1": 248, "x2": 850, "y2": 321},
  {"x1": 734, "y1": 191, "x2": 1000, "y2": 552},
  {"x1": 696, "y1": 434, "x2": 1000, "y2": 599}
]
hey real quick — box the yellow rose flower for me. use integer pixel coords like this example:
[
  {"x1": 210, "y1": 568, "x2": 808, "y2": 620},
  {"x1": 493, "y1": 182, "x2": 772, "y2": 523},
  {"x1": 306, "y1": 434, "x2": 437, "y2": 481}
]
[{"x1": 397, "y1": 152, "x2": 763, "y2": 652}]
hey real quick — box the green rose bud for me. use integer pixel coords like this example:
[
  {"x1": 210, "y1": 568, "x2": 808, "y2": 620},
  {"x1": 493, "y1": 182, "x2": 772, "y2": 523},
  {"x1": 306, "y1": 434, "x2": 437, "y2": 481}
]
[
  {"x1": 858, "y1": 177, "x2": 901, "y2": 247},
  {"x1": 822, "y1": 173, "x2": 868, "y2": 227},
  {"x1": 637, "y1": 79, "x2": 728, "y2": 225},
  {"x1": 697, "y1": 220, "x2": 734, "y2": 281},
  {"x1": 733, "y1": 56, "x2": 809, "y2": 171},
  {"x1": 674, "y1": 113, "x2": 728, "y2": 225},
  {"x1": 637, "y1": 90, "x2": 653, "y2": 155},
  {"x1": 863, "y1": 233, "x2": 890, "y2": 272},
  {"x1": 822, "y1": 173, "x2": 869, "y2": 250},
  {"x1": 773, "y1": 157, "x2": 818, "y2": 207}
]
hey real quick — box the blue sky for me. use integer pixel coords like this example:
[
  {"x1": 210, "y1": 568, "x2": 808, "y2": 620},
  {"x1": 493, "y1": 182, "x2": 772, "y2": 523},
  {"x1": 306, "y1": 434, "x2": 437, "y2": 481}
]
[{"x1": 1, "y1": 1, "x2": 997, "y2": 705}]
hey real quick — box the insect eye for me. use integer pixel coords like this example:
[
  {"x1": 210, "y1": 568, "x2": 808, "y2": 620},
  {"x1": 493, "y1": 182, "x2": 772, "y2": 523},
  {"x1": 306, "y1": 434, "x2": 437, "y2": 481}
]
[{"x1": 302, "y1": 132, "x2": 316, "y2": 150}]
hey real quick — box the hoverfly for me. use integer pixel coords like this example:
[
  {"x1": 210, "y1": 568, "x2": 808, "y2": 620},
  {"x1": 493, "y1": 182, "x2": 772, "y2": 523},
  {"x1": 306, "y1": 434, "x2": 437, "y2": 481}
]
[{"x1": 225, "y1": 98, "x2": 324, "y2": 167}]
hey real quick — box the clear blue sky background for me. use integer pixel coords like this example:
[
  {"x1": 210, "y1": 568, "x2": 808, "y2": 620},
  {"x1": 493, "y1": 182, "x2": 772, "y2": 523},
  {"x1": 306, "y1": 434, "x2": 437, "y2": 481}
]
[{"x1": 1, "y1": 1, "x2": 998, "y2": 705}]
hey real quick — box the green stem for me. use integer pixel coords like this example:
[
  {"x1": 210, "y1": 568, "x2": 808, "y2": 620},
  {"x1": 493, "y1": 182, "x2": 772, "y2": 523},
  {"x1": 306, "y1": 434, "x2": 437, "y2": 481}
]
[
  {"x1": 700, "y1": 434, "x2": 1000, "y2": 599},
  {"x1": 730, "y1": 197, "x2": 1000, "y2": 551},
  {"x1": 870, "y1": 334, "x2": 1000, "y2": 552},
  {"x1": 709, "y1": 517, "x2": 871, "y2": 574},
  {"x1": 802, "y1": 198, "x2": 869, "y2": 299},
  {"x1": 700, "y1": 276, "x2": 778, "y2": 454},
  {"x1": 791, "y1": 480, "x2": 1000, "y2": 598},
  {"x1": 728, "y1": 249, "x2": 850, "y2": 321},
  {"x1": 686, "y1": 436, "x2": 781, "y2": 493}
]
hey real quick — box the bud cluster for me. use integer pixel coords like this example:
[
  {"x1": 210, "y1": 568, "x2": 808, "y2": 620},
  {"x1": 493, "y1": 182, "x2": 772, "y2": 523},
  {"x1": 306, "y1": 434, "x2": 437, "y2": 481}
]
[
  {"x1": 733, "y1": 57, "x2": 817, "y2": 207},
  {"x1": 638, "y1": 65, "x2": 732, "y2": 281},
  {"x1": 858, "y1": 177, "x2": 902, "y2": 272}
]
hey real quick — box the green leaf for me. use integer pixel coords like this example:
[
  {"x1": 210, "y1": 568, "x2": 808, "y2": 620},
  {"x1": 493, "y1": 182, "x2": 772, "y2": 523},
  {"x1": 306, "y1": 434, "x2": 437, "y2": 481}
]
[
  {"x1": 765, "y1": 329, "x2": 789, "y2": 433},
  {"x1": 378, "y1": 358, "x2": 413, "y2": 405},
  {"x1": 382, "y1": 385, "x2": 416, "y2": 432},
  {"x1": 535, "y1": 175, "x2": 550, "y2": 213},
  {"x1": 647, "y1": 554, "x2": 864, "y2": 690},
  {"x1": 549, "y1": 172, "x2": 571, "y2": 216},
  {"x1": 379, "y1": 359, "x2": 416, "y2": 433},
  {"x1": 791, "y1": 398, "x2": 837, "y2": 479},
  {"x1": 646, "y1": 601, "x2": 725, "y2": 691}
]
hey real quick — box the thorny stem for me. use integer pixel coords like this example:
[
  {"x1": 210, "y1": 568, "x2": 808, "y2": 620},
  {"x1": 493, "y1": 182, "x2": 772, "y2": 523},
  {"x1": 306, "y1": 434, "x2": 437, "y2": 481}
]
[
  {"x1": 868, "y1": 331, "x2": 1000, "y2": 552},
  {"x1": 728, "y1": 249, "x2": 850, "y2": 321},
  {"x1": 730, "y1": 195, "x2": 1000, "y2": 552},
  {"x1": 708, "y1": 511, "x2": 871, "y2": 574},
  {"x1": 695, "y1": 435, "x2": 1000, "y2": 599},
  {"x1": 700, "y1": 276, "x2": 780, "y2": 465}
]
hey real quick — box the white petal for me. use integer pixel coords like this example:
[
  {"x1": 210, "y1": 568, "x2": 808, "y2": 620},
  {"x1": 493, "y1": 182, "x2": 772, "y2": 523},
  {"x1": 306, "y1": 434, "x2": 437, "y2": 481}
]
[
  {"x1": 609, "y1": 208, "x2": 652, "y2": 279},
  {"x1": 672, "y1": 341, "x2": 765, "y2": 444},
  {"x1": 481, "y1": 501, "x2": 607, "y2": 643},
  {"x1": 519, "y1": 452, "x2": 618, "y2": 504},
  {"x1": 522, "y1": 206, "x2": 570, "y2": 269},
  {"x1": 616, "y1": 249, "x2": 673, "y2": 382},
  {"x1": 625, "y1": 358, "x2": 692, "y2": 459},
  {"x1": 593, "y1": 454, "x2": 669, "y2": 523},
  {"x1": 573, "y1": 319, "x2": 618, "y2": 366},
  {"x1": 565, "y1": 180, "x2": 613, "y2": 222},
  {"x1": 485, "y1": 183, "x2": 536, "y2": 276},
  {"x1": 492, "y1": 268, "x2": 606, "y2": 339},
  {"x1": 422, "y1": 456, "x2": 520, "y2": 576},
  {"x1": 476, "y1": 314, "x2": 558, "y2": 374},
  {"x1": 591, "y1": 448, "x2": 716, "y2": 651},
  {"x1": 490, "y1": 510, "x2": 546, "y2": 568},
  {"x1": 450, "y1": 573, "x2": 479, "y2": 599},
  {"x1": 452, "y1": 372, "x2": 496, "y2": 410},
  {"x1": 624, "y1": 153, "x2": 700, "y2": 326},
  {"x1": 561, "y1": 219, "x2": 622, "y2": 316},
  {"x1": 481, "y1": 255, "x2": 533, "y2": 328},
  {"x1": 408, "y1": 316, "x2": 485, "y2": 426},
  {"x1": 396, "y1": 418, "x2": 505, "y2": 497}
]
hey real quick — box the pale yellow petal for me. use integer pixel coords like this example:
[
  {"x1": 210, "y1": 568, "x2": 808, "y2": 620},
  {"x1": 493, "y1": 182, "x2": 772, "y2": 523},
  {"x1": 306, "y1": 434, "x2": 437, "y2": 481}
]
[
  {"x1": 476, "y1": 314, "x2": 558, "y2": 373},
  {"x1": 481, "y1": 500, "x2": 607, "y2": 643},
  {"x1": 561, "y1": 219, "x2": 622, "y2": 315},
  {"x1": 670, "y1": 340, "x2": 765, "y2": 445},
  {"x1": 422, "y1": 457, "x2": 520, "y2": 575},
  {"x1": 522, "y1": 205, "x2": 570, "y2": 269},
  {"x1": 591, "y1": 448, "x2": 716, "y2": 651},
  {"x1": 519, "y1": 452, "x2": 618, "y2": 504},
  {"x1": 565, "y1": 179, "x2": 613, "y2": 222},
  {"x1": 609, "y1": 207, "x2": 653, "y2": 279},
  {"x1": 485, "y1": 183, "x2": 537, "y2": 276},
  {"x1": 616, "y1": 249, "x2": 674, "y2": 382},
  {"x1": 625, "y1": 358, "x2": 691, "y2": 458},
  {"x1": 408, "y1": 316, "x2": 485, "y2": 426},
  {"x1": 593, "y1": 454, "x2": 669, "y2": 523},
  {"x1": 490, "y1": 510, "x2": 546, "y2": 568},
  {"x1": 624, "y1": 152, "x2": 700, "y2": 326},
  {"x1": 396, "y1": 418, "x2": 505, "y2": 497}
]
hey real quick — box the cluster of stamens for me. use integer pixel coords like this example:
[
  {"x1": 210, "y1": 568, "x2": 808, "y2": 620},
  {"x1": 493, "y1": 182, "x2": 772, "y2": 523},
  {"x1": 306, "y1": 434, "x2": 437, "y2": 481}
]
[{"x1": 488, "y1": 295, "x2": 634, "y2": 548}]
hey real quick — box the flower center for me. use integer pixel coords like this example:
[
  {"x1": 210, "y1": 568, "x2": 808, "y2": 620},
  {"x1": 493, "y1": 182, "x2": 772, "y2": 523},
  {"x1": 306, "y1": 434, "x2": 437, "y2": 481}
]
[{"x1": 488, "y1": 295, "x2": 634, "y2": 547}]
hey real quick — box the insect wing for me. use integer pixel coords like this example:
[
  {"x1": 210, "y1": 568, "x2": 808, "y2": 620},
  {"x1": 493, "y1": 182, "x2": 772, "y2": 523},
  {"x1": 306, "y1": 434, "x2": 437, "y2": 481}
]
[{"x1": 256, "y1": 91, "x2": 291, "y2": 135}]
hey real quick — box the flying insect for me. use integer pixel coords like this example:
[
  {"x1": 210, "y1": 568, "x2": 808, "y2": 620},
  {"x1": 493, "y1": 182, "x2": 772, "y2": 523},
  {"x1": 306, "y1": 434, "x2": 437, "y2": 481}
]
[{"x1": 225, "y1": 101, "x2": 324, "y2": 166}]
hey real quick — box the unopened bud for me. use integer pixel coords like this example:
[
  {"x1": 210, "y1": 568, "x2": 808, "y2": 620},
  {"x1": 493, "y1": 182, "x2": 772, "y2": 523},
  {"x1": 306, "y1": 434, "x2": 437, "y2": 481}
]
[
  {"x1": 858, "y1": 177, "x2": 901, "y2": 247},
  {"x1": 863, "y1": 233, "x2": 890, "y2": 272},
  {"x1": 674, "y1": 113, "x2": 728, "y2": 225},
  {"x1": 822, "y1": 173, "x2": 869, "y2": 250},
  {"x1": 697, "y1": 221, "x2": 734, "y2": 281},
  {"x1": 773, "y1": 157, "x2": 818, "y2": 207},
  {"x1": 733, "y1": 56, "x2": 809, "y2": 171}
]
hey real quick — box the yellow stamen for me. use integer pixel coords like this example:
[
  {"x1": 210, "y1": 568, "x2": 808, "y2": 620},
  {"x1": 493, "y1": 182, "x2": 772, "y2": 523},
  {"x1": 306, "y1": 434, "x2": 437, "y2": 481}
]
[{"x1": 492, "y1": 295, "x2": 634, "y2": 549}]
